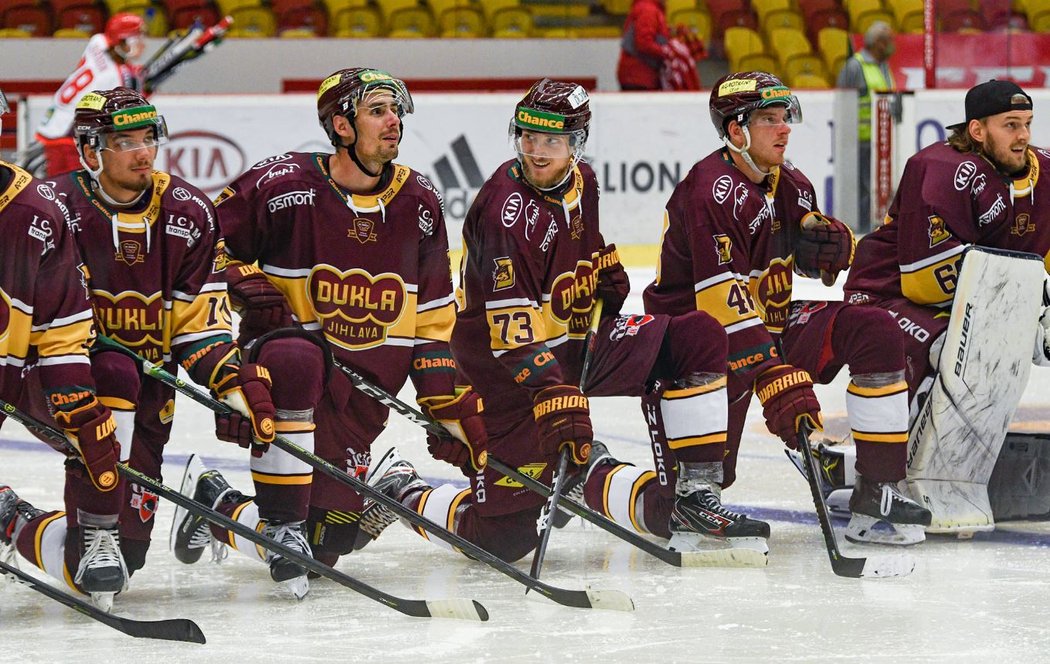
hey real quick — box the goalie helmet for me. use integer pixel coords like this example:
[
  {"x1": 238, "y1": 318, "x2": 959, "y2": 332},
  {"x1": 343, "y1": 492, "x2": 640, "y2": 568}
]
[
  {"x1": 104, "y1": 12, "x2": 146, "y2": 48},
  {"x1": 316, "y1": 67, "x2": 413, "y2": 145},
  {"x1": 73, "y1": 87, "x2": 167, "y2": 151},
  {"x1": 709, "y1": 71, "x2": 801, "y2": 140}
]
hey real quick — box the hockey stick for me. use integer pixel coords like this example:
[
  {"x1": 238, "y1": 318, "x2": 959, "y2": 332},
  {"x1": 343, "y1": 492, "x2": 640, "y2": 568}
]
[
  {"x1": 0, "y1": 398, "x2": 486, "y2": 621},
  {"x1": 529, "y1": 298, "x2": 603, "y2": 584},
  {"x1": 328, "y1": 320, "x2": 764, "y2": 568},
  {"x1": 0, "y1": 559, "x2": 206, "y2": 643},
  {"x1": 795, "y1": 425, "x2": 915, "y2": 578},
  {"x1": 144, "y1": 16, "x2": 232, "y2": 93},
  {"x1": 95, "y1": 337, "x2": 633, "y2": 612}
]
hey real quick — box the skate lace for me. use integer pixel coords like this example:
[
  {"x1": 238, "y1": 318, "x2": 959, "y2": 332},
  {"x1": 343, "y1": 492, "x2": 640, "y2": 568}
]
[
  {"x1": 699, "y1": 490, "x2": 744, "y2": 520},
  {"x1": 74, "y1": 527, "x2": 129, "y2": 591},
  {"x1": 187, "y1": 524, "x2": 228, "y2": 563},
  {"x1": 878, "y1": 484, "x2": 906, "y2": 517},
  {"x1": 358, "y1": 503, "x2": 397, "y2": 539},
  {"x1": 263, "y1": 523, "x2": 311, "y2": 562}
]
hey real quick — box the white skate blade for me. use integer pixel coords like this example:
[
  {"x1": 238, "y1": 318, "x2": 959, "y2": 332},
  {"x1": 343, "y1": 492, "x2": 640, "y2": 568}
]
[
  {"x1": 169, "y1": 454, "x2": 205, "y2": 554},
  {"x1": 91, "y1": 591, "x2": 115, "y2": 612},
  {"x1": 281, "y1": 575, "x2": 309, "y2": 600},
  {"x1": 826, "y1": 488, "x2": 852, "y2": 516},
  {"x1": 844, "y1": 514, "x2": 926, "y2": 546},
  {"x1": 859, "y1": 553, "x2": 916, "y2": 578},
  {"x1": 668, "y1": 532, "x2": 769, "y2": 567}
]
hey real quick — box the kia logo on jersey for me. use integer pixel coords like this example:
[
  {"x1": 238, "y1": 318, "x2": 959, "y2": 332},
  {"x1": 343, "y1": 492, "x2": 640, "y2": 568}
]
[{"x1": 160, "y1": 131, "x2": 247, "y2": 196}]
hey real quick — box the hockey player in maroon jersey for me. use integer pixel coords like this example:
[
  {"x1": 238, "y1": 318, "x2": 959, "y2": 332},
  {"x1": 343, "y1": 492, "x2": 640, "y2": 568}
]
[
  {"x1": 841, "y1": 80, "x2": 1050, "y2": 531},
  {"x1": 643, "y1": 71, "x2": 931, "y2": 547},
  {"x1": 2, "y1": 87, "x2": 284, "y2": 606},
  {"x1": 0, "y1": 88, "x2": 127, "y2": 609},
  {"x1": 173, "y1": 68, "x2": 487, "y2": 583},
  {"x1": 342, "y1": 78, "x2": 760, "y2": 564}
]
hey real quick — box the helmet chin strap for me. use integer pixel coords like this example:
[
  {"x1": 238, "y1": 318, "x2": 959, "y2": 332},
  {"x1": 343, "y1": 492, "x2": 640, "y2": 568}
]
[{"x1": 723, "y1": 125, "x2": 771, "y2": 180}]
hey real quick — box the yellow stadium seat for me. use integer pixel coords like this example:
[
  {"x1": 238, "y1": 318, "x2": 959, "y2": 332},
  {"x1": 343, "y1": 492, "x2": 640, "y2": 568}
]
[
  {"x1": 0, "y1": 27, "x2": 34, "y2": 37},
  {"x1": 736, "y1": 53, "x2": 780, "y2": 77},
  {"x1": 669, "y1": 8, "x2": 712, "y2": 44},
  {"x1": 846, "y1": 0, "x2": 882, "y2": 25},
  {"x1": 854, "y1": 8, "x2": 894, "y2": 32},
  {"x1": 490, "y1": 6, "x2": 532, "y2": 37},
  {"x1": 761, "y1": 8, "x2": 804, "y2": 38},
  {"x1": 783, "y1": 53, "x2": 828, "y2": 84},
  {"x1": 538, "y1": 26, "x2": 579, "y2": 37},
  {"x1": 226, "y1": 6, "x2": 276, "y2": 36},
  {"x1": 724, "y1": 25, "x2": 765, "y2": 70},
  {"x1": 279, "y1": 27, "x2": 318, "y2": 36},
  {"x1": 330, "y1": 6, "x2": 381, "y2": 36},
  {"x1": 817, "y1": 26, "x2": 849, "y2": 78},
  {"x1": 791, "y1": 72, "x2": 831, "y2": 88},
  {"x1": 767, "y1": 26, "x2": 811, "y2": 67},
  {"x1": 438, "y1": 6, "x2": 485, "y2": 37},
  {"x1": 665, "y1": 0, "x2": 697, "y2": 18},
  {"x1": 386, "y1": 7, "x2": 435, "y2": 37},
  {"x1": 218, "y1": 0, "x2": 262, "y2": 15},
  {"x1": 480, "y1": 0, "x2": 519, "y2": 20},
  {"x1": 602, "y1": 0, "x2": 632, "y2": 13},
  {"x1": 751, "y1": 0, "x2": 792, "y2": 24},
  {"x1": 375, "y1": 0, "x2": 418, "y2": 22},
  {"x1": 1031, "y1": 8, "x2": 1050, "y2": 30},
  {"x1": 323, "y1": 0, "x2": 368, "y2": 13}
]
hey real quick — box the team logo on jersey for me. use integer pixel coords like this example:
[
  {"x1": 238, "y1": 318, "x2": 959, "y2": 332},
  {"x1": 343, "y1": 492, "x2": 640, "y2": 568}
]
[
  {"x1": 609, "y1": 314, "x2": 655, "y2": 341},
  {"x1": 569, "y1": 214, "x2": 584, "y2": 241},
  {"x1": 492, "y1": 257, "x2": 515, "y2": 291},
  {"x1": 712, "y1": 175, "x2": 733, "y2": 204},
  {"x1": 349, "y1": 218, "x2": 378, "y2": 244},
  {"x1": 116, "y1": 239, "x2": 145, "y2": 266},
  {"x1": 954, "y1": 161, "x2": 977, "y2": 191},
  {"x1": 212, "y1": 240, "x2": 232, "y2": 273},
  {"x1": 754, "y1": 258, "x2": 793, "y2": 333},
  {"x1": 928, "y1": 215, "x2": 950, "y2": 247},
  {"x1": 1012, "y1": 212, "x2": 1035, "y2": 237},
  {"x1": 129, "y1": 484, "x2": 159, "y2": 523},
  {"x1": 92, "y1": 290, "x2": 164, "y2": 352},
  {"x1": 713, "y1": 234, "x2": 732, "y2": 265},
  {"x1": 550, "y1": 261, "x2": 596, "y2": 337},
  {"x1": 308, "y1": 266, "x2": 407, "y2": 351}
]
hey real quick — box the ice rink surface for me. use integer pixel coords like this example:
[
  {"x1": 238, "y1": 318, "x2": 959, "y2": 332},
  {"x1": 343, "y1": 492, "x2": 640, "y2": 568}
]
[{"x1": 3, "y1": 270, "x2": 1050, "y2": 663}]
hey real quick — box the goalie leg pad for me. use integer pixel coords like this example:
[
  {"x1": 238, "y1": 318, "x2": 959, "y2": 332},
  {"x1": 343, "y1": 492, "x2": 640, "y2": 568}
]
[{"x1": 905, "y1": 247, "x2": 1046, "y2": 534}]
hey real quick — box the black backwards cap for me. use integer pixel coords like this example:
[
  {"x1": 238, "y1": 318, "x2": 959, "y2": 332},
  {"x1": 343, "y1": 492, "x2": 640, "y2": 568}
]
[{"x1": 946, "y1": 79, "x2": 1033, "y2": 130}]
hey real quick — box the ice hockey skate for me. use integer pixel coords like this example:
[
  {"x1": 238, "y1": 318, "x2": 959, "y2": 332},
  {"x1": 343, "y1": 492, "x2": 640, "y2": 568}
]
[
  {"x1": 553, "y1": 440, "x2": 616, "y2": 529},
  {"x1": 73, "y1": 512, "x2": 129, "y2": 612},
  {"x1": 170, "y1": 454, "x2": 237, "y2": 565},
  {"x1": 845, "y1": 474, "x2": 931, "y2": 546},
  {"x1": 668, "y1": 462, "x2": 770, "y2": 562},
  {"x1": 1, "y1": 485, "x2": 45, "y2": 571},
  {"x1": 354, "y1": 448, "x2": 429, "y2": 550}
]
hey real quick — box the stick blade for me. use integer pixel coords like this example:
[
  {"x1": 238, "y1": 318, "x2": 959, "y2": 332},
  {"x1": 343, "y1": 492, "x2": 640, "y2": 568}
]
[
  {"x1": 859, "y1": 553, "x2": 916, "y2": 579},
  {"x1": 584, "y1": 588, "x2": 635, "y2": 612},
  {"x1": 424, "y1": 599, "x2": 490, "y2": 621},
  {"x1": 679, "y1": 547, "x2": 768, "y2": 568},
  {"x1": 118, "y1": 618, "x2": 207, "y2": 644}
]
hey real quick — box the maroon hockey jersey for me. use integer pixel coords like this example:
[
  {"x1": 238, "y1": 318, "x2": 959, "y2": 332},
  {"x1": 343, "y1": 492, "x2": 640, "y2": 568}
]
[
  {"x1": 453, "y1": 160, "x2": 605, "y2": 413},
  {"x1": 0, "y1": 162, "x2": 96, "y2": 410},
  {"x1": 216, "y1": 152, "x2": 457, "y2": 400},
  {"x1": 643, "y1": 148, "x2": 818, "y2": 388},
  {"x1": 52, "y1": 170, "x2": 231, "y2": 371},
  {"x1": 845, "y1": 142, "x2": 1050, "y2": 306}
]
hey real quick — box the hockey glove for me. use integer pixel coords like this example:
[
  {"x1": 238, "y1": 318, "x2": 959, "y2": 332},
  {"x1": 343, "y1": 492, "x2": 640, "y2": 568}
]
[
  {"x1": 55, "y1": 400, "x2": 121, "y2": 492},
  {"x1": 593, "y1": 244, "x2": 630, "y2": 316},
  {"x1": 795, "y1": 212, "x2": 855, "y2": 286},
  {"x1": 533, "y1": 385, "x2": 592, "y2": 466},
  {"x1": 419, "y1": 388, "x2": 488, "y2": 473},
  {"x1": 212, "y1": 363, "x2": 276, "y2": 457},
  {"x1": 754, "y1": 364, "x2": 823, "y2": 448},
  {"x1": 1034, "y1": 307, "x2": 1050, "y2": 367},
  {"x1": 227, "y1": 261, "x2": 294, "y2": 344}
]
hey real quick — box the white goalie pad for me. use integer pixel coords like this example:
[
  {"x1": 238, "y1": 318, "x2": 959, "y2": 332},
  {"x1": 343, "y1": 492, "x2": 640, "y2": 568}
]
[{"x1": 904, "y1": 246, "x2": 1046, "y2": 535}]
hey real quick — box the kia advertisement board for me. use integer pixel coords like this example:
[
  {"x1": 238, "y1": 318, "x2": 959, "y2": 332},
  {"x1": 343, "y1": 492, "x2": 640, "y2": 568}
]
[{"x1": 21, "y1": 91, "x2": 854, "y2": 247}]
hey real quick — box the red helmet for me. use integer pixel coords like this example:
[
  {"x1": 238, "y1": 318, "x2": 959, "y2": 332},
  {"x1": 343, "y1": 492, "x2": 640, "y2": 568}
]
[
  {"x1": 512, "y1": 78, "x2": 591, "y2": 140},
  {"x1": 316, "y1": 67, "x2": 413, "y2": 144},
  {"x1": 709, "y1": 71, "x2": 801, "y2": 140},
  {"x1": 74, "y1": 87, "x2": 167, "y2": 150},
  {"x1": 105, "y1": 13, "x2": 146, "y2": 47}
]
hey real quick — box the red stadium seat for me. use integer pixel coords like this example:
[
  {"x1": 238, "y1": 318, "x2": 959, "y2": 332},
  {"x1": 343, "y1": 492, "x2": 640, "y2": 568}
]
[
  {"x1": 805, "y1": 7, "x2": 849, "y2": 43},
  {"x1": 2, "y1": 1, "x2": 53, "y2": 36},
  {"x1": 272, "y1": 0, "x2": 327, "y2": 35},
  {"x1": 164, "y1": 0, "x2": 220, "y2": 31},
  {"x1": 940, "y1": 8, "x2": 988, "y2": 32},
  {"x1": 51, "y1": 0, "x2": 106, "y2": 34}
]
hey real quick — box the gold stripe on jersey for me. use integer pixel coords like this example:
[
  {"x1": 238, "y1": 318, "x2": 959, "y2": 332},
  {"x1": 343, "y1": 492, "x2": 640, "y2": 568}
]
[
  {"x1": 27, "y1": 315, "x2": 94, "y2": 364},
  {"x1": 315, "y1": 155, "x2": 410, "y2": 209},
  {"x1": 694, "y1": 273, "x2": 762, "y2": 328},
  {"x1": 853, "y1": 431, "x2": 908, "y2": 444},
  {"x1": 845, "y1": 381, "x2": 908, "y2": 399},
  {"x1": 99, "y1": 396, "x2": 136, "y2": 411},
  {"x1": 274, "y1": 420, "x2": 316, "y2": 434},
  {"x1": 32, "y1": 511, "x2": 65, "y2": 571},
  {"x1": 250, "y1": 469, "x2": 312, "y2": 486},
  {"x1": 170, "y1": 291, "x2": 233, "y2": 344},
  {"x1": 663, "y1": 380, "x2": 727, "y2": 399},
  {"x1": 486, "y1": 302, "x2": 546, "y2": 351},
  {"x1": 900, "y1": 246, "x2": 965, "y2": 306},
  {"x1": 227, "y1": 501, "x2": 252, "y2": 548},
  {"x1": 415, "y1": 300, "x2": 455, "y2": 344},
  {"x1": 601, "y1": 465, "x2": 656, "y2": 533},
  {"x1": 0, "y1": 162, "x2": 33, "y2": 214}
]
